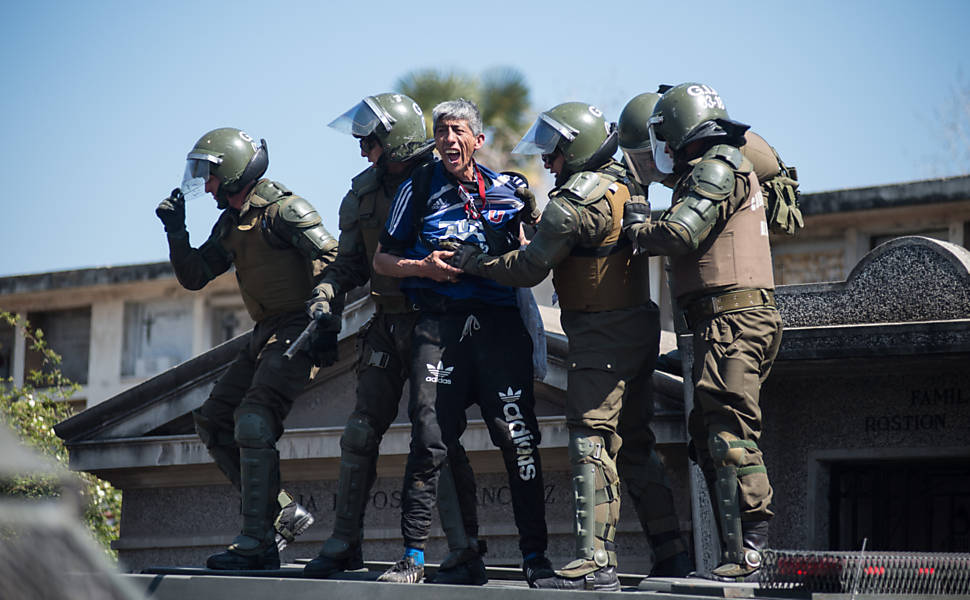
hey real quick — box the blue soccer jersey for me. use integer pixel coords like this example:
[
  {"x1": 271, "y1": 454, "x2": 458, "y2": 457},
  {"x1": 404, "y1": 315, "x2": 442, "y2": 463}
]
[{"x1": 381, "y1": 160, "x2": 525, "y2": 306}]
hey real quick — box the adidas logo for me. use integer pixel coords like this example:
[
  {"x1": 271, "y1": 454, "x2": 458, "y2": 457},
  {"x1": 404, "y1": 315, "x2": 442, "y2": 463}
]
[
  {"x1": 498, "y1": 387, "x2": 537, "y2": 481},
  {"x1": 425, "y1": 361, "x2": 454, "y2": 385}
]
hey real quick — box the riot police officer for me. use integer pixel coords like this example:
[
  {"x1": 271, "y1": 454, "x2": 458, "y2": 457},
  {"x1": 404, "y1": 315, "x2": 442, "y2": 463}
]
[
  {"x1": 449, "y1": 102, "x2": 690, "y2": 590},
  {"x1": 302, "y1": 93, "x2": 481, "y2": 584},
  {"x1": 621, "y1": 83, "x2": 783, "y2": 581},
  {"x1": 155, "y1": 128, "x2": 338, "y2": 570},
  {"x1": 619, "y1": 89, "x2": 802, "y2": 236}
]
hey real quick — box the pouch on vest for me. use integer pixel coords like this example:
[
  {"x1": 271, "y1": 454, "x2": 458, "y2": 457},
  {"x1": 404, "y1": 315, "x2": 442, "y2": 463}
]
[{"x1": 763, "y1": 150, "x2": 804, "y2": 236}]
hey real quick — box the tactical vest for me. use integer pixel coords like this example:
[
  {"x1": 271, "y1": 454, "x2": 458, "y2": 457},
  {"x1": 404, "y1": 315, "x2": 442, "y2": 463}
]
[
  {"x1": 552, "y1": 165, "x2": 651, "y2": 312},
  {"x1": 353, "y1": 166, "x2": 413, "y2": 309},
  {"x1": 669, "y1": 170, "x2": 775, "y2": 302},
  {"x1": 220, "y1": 180, "x2": 316, "y2": 321}
]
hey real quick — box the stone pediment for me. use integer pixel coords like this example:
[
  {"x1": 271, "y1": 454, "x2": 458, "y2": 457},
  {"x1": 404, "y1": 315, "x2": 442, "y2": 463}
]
[
  {"x1": 777, "y1": 236, "x2": 970, "y2": 327},
  {"x1": 773, "y1": 235, "x2": 970, "y2": 362}
]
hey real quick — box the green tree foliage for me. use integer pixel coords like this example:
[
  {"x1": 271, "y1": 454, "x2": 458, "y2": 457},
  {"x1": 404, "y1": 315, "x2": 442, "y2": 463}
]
[
  {"x1": 395, "y1": 66, "x2": 537, "y2": 173},
  {"x1": 0, "y1": 311, "x2": 122, "y2": 559}
]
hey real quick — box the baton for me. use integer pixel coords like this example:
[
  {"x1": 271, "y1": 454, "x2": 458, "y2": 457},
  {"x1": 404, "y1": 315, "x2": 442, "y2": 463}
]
[{"x1": 283, "y1": 318, "x2": 317, "y2": 360}]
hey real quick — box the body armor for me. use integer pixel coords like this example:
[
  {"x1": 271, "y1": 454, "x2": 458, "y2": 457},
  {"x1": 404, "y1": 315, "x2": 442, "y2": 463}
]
[
  {"x1": 352, "y1": 166, "x2": 415, "y2": 308},
  {"x1": 220, "y1": 180, "x2": 327, "y2": 321},
  {"x1": 668, "y1": 159, "x2": 775, "y2": 302},
  {"x1": 552, "y1": 164, "x2": 650, "y2": 312}
]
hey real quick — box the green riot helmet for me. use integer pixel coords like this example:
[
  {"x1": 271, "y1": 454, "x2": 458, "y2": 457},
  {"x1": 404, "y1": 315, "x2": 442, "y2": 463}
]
[
  {"x1": 184, "y1": 128, "x2": 268, "y2": 208},
  {"x1": 328, "y1": 93, "x2": 433, "y2": 162},
  {"x1": 513, "y1": 102, "x2": 618, "y2": 175},
  {"x1": 618, "y1": 92, "x2": 663, "y2": 185},
  {"x1": 649, "y1": 83, "x2": 749, "y2": 169}
]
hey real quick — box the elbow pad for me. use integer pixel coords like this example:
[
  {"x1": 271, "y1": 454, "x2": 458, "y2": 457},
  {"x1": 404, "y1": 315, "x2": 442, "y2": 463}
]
[
  {"x1": 530, "y1": 197, "x2": 580, "y2": 269},
  {"x1": 663, "y1": 156, "x2": 735, "y2": 249}
]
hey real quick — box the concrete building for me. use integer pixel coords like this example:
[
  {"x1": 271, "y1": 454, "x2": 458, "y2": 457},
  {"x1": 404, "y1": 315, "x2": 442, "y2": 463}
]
[{"x1": 0, "y1": 263, "x2": 252, "y2": 410}]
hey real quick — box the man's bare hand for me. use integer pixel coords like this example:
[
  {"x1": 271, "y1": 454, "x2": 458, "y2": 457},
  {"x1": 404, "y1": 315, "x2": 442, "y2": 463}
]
[{"x1": 421, "y1": 250, "x2": 462, "y2": 282}]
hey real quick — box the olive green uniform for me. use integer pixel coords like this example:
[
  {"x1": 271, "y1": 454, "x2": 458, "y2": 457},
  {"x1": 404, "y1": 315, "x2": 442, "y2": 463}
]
[
  {"x1": 166, "y1": 179, "x2": 337, "y2": 556},
  {"x1": 625, "y1": 145, "x2": 782, "y2": 571},
  {"x1": 467, "y1": 160, "x2": 686, "y2": 575}
]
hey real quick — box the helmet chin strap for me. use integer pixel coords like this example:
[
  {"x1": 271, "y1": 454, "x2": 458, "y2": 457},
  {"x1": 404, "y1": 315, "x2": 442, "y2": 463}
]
[{"x1": 215, "y1": 186, "x2": 230, "y2": 209}]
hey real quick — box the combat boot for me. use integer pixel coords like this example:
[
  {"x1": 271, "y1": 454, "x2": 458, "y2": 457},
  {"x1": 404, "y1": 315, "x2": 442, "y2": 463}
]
[
  {"x1": 274, "y1": 490, "x2": 315, "y2": 552},
  {"x1": 206, "y1": 448, "x2": 280, "y2": 570},
  {"x1": 710, "y1": 520, "x2": 769, "y2": 582},
  {"x1": 377, "y1": 555, "x2": 424, "y2": 583},
  {"x1": 206, "y1": 539, "x2": 280, "y2": 570},
  {"x1": 303, "y1": 538, "x2": 364, "y2": 578},
  {"x1": 532, "y1": 562, "x2": 620, "y2": 592}
]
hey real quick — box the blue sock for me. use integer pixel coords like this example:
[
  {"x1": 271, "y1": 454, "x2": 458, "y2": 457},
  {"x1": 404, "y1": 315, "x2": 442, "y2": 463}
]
[
  {"x1": 405, "y1": 547, "x2": 425, "y2": 566},
  {"x1": 524, "y1": 551, "x2": 540, "y2": 562}
]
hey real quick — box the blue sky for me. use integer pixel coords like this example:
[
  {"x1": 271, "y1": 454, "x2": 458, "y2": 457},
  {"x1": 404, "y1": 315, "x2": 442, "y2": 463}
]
[{"x1": 1, "y1": 0, "x2": 968, "y2": 277}]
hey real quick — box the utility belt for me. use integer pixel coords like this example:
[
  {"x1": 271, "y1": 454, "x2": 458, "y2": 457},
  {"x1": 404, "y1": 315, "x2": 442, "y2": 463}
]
[
  {"x1": 683, "y1": 288, "x2": 775, "y2": 329},
  {"x1": 372, "y1": 293, "x2": 418, "y2": 314}
]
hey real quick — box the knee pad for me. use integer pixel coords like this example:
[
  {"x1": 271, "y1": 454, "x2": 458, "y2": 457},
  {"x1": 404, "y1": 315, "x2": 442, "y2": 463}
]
[
  {"x1": 193, "y1": 409, "x2": 233, "y2": 449},
  {"x1": 568, "y1": 430, "x2": 605, "y2": 464},
  {"x1": 235, "y1": 406, "x2": 278, "y2": 449},
  {"x1": 340, "y1": 416, "x2": 379, "y2": 455},
  {"x1": 709, "y1": 430, "x2": 748, "y2": 468}
]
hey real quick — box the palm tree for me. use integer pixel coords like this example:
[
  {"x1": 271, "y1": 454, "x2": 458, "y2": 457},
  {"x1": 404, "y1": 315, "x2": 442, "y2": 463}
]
[{"x1": 395, "y1": 66, "x2": 538, "y2": 174}]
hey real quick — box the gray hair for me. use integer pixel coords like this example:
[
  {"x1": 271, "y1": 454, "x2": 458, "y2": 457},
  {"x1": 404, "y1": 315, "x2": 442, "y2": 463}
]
[{"x1": 432, "y1": 98, "x2": 483, "y2": 137}]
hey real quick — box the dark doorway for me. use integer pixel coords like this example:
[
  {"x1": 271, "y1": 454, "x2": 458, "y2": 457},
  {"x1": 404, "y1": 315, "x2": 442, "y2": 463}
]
[{"x1": 830, "y1": 459, "x2": 970, "y2": 551}]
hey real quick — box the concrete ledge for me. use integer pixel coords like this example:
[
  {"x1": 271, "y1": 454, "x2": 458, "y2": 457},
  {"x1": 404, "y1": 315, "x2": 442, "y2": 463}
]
[
  {"x1": 778, "y1": 319, "x2": 970, "y2": 361},
  {"x1": 68, "y1": 413, "x2": 687, "y2": 487}
]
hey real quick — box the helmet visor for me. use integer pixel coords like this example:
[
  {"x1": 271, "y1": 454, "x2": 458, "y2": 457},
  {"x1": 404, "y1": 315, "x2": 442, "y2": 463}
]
[
  {"x1": 512, "y1": 113, "x2": 577, "y2": 155},
  {"x1": 622, "y1": 147, "x2": 661, "y2": 185},
  {"x1": 328, "y1": 96, "x2": 394, "y2": 137},
  {"x1": 181, "y1": 155, "x2": 219, "y2": 201},
  {"x1": 648, "y1": 116, "x2": 674, "y2": 174}
]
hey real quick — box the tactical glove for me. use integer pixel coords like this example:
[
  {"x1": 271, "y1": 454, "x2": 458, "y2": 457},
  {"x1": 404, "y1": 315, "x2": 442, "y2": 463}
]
[
  {"x1": 622, "y1": 199, "x2": 651, "y2": 241},
  {"x1": 515, "y1": 187, "x2": 541, "y2": 226},
  {"x1": 306, "y1": 282, "x2": 336, "y2": 320},
  {"x1": 307, "y1": 311, "x2": 341, "y2": 368},
  {"x1": 444, "y1": 242, "x2": 484, "y2": 274},
  {"x1": 156, "y1": 188, "x2": 186, "y2": 233}
]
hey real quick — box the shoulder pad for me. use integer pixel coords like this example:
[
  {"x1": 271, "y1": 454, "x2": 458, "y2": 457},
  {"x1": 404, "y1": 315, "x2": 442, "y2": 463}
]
[
  {"x1": 270, "y1": 195, "x2": 337, "y2": 257},
  {"x1": 688, "y1": 157, "x2": 736, "y2": 202},
  {"x1": 552, "y1": 170, "x2": 616, "y2": 206},
  {"x1": 599, "y1": 160, "x2": 629, "y2": 181},
  {"x1": 703, "y1": 144, "x2": 747, "y2": 171},
  {"x1": 350, "y1": 166, "x2": 381, "y2": 196},
  {"x1": 337, "y1": 189, "x2": 359, "y2": 231},
  {"x1": 278, "y1": 195, "x2": 322, "y2": 228},
  {"x1": 540, "y1": 196, "x2": 581, "y2": 237},
  {"x1": 249, "y1": 179, "x2": 291, "y2": 208}
]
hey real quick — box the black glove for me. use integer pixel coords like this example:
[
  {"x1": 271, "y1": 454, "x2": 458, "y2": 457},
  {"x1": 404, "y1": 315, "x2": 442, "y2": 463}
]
[
  {"x1": 156, "y1": 188, "x2": 186, "y2": 233},
  {"x1": 514, "y1": 187, "x2": 541, "y2": 226},
  {"x1": 307, "y1": 312, "x2": 340, "y2": 367},
  {"x1": 622, "y1": 199, "x2": 651, "y2": 240},
  {"x1": 443, "y1": 242, "x2": 484, "y2": 273}
]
